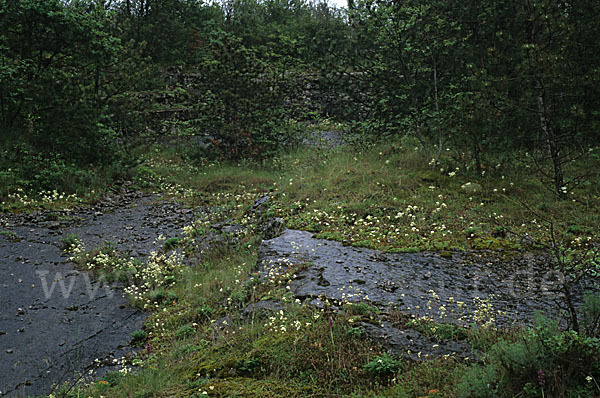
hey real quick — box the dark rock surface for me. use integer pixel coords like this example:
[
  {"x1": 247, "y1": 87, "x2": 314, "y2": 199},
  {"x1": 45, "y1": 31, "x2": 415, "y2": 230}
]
[
  {"x1": 257, "y1": 229, "x2": 593, "y2": 360},
  {"x1": 242, "y1": 300, "x2": 284, "y2": 319},
  {"x1": 358, "y1": 320, "x2": 473, "y2": 361},
  {"x1": 303, "y1": 130, "x2": 345, "y2": 147},
  {"x1": 0, "y1": 192, "x2": 195, "y2": 397},
  {"x1": 260, "y1": 217, "x2": 284, "y2": 240}
]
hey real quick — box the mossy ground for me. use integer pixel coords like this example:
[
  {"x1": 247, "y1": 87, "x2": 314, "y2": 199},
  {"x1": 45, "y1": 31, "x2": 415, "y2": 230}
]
[
  {"x1": 138, "y1": 142, "x2": 599, "y2": 253},
  {"x1": 25, "y1": 141, "x2": 600, "y2": 397}
]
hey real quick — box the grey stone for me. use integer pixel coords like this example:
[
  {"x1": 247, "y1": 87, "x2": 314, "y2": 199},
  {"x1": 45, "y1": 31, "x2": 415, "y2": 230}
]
[
  {"x1": 359, "y1": 320, "x2": 473, "y2": 361},
  {"x1": 250, "y1": 194, "x2": 270, "y2": 216},
  {"x1": 0, "y1": 191, "x2": 198, "y2": 396},
  {"x1": 255, "y1": 229, "x2": 591, "y2": 360},
  {"x1": 46, "y1": 221, "x2": 61, "y2": 230},
  {"x1": 261, "y1": 217, "x2": 284, "y2": 240},
  {"x1": 242, "y1": 300, "x2": 284, "y2": 318}
]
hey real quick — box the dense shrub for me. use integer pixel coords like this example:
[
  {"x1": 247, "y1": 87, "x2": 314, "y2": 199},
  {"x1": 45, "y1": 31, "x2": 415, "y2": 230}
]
[
  {"x1": 188, "y1": 30, "x2": 298, "y2": 161},
  {"x1": 458, "y1": 308, "x2": 600, "y2": 397}
]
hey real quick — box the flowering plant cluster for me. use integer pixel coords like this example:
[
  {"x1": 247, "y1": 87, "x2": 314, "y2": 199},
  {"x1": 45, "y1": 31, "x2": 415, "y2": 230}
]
[{"x1": 2, "y1": 187, "x2": 80, "y2": 209}]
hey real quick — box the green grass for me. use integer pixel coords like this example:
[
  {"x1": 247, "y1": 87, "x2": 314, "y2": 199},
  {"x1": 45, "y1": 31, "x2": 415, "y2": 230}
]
[
  {"x1": 40, "y1": 141, "x2": 600, "y2": 397},
  {"x1": 0, "y1": 229, "x2": 20, "y2": 241},
  {"x1": 406, "y1": 318, "x2": 468, "y2": 342},
  {"x1": 60, "y1": 233, "x2": 80, "y2": 251},
  {"x1": 68, "y1": 241, "x2": 396, "y2": 397},
  {"x1": 132, "y1": 143, "x2": 600, "y2": 255}
]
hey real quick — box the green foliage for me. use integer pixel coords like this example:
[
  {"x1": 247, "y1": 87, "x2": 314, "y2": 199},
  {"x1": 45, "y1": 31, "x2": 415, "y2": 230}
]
[
  {"x1": 163, "y1": 237, "x2": 180, "y2": 251},
  {"x1": 131, "y1": 329, "x2": 148, "y2": 346},
  {"x1": 187, "y1": 29, "x2": 297, "y2": 161},
  {"x1": 149, "y1": 289, "x2": 167, "y2": 304},
  {"x1": 166, "y1": 291, "x2": 179, "y2": 303},
  {"x1": 456, "y1": 364, "x2": 500, "y2": 398},
  {"x1": 406, "y1": 318, "x2": 467, "y2": 342},
  {"x1": 0, "y1": 0, "x2": 158, "y2": 200},
  {"x1": 363, "y1": 354, "x2": 402, "y2": 379},
  {"x1": 343, "y1": 302, "x2": 380, "y2": 316},
  {"x1": 582, "y1": 292, "x2": 600, "y2": 338},
  {"x1": 60, "y1": 144, "x2": 599, "y2": 397},
  {"x1": 0, "y1": 230, "x2": 20, "y2": 242},
  {"x1": 175, "y1": 324, "x2": 195, "y2": 339},
  {"x1": 1, "y1": 1, "x2": 118, "y2": 161},
  {"x1": 196, "y1": 304, "x2": 215, "y2": 320},
  {"x1": 176, "y1": 342, "x2": 206, "y2": 357},
  {"x1": 103, "y1": 370, "x2": 124, "y2": 387},
  {"x1": 2, "y1": 1, "x2": 600, "y2": 396},
  {"x1": 0, "y1": 143, "x2": 107, "y2": 200},
  {"x1": 459, "y1": 315, "x2": 600, "y2": 397},
  {"x1": 60, "y1": 233, "x2": 80, "y2": 251},
  {"x1": 234, "y1": 358, "x2": 262, "y2": 374},
  {"x1": 345, "y1": 326, "x2": 365, "y2": 339},
  {"x1": 2, "y1": 0, "x2": 598, "y2": 202},
  {"x1": 333, "y1": 0, "x2": 600, "y2": 197}
]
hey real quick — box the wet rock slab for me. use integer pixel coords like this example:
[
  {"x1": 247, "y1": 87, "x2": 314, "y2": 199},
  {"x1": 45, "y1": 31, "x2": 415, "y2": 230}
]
[
  {"x1": 257, "y1": 230, "x2": 590, "y2": 360},
  {"x1": 0, "y1": 193, "x2": 195, "y2": 397},
  {"x1": 358, "y1": 320, "x2": 473, "y2": 361}
]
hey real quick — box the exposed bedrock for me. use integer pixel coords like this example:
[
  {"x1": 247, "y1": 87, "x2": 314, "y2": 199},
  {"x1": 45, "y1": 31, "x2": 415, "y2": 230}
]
[
  {"x1": 0, "y1": 192, "x2": 195, "y2": 397},
  {"x1": 256, "y1": 229, "x2": 591, "y2": 360}
]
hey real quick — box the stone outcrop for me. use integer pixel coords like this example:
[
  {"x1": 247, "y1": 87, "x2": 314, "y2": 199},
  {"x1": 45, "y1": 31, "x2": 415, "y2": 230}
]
[
  {"x1": 0, "y1": 193, "x2": 195, "y2": 396},
  {"x1": 255, "y1": 229, "x2": 589, "y2": 361}
]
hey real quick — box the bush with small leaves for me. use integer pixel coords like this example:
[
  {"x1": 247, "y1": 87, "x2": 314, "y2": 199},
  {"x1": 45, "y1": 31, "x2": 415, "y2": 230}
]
[
  {"x1": 581, "y1": 292, "x2": 600, "y2": 337},
  {"x1": 459, "y1": 314, "x2": 600, "y2": 397},
  {"x1": 346, "y1": 326, "x2": 365, "y2": 339},
  {"x1": 456, "y1": 364, "x2": 501, "y2": 398},
  {"x1": 363, "y1": 354, "x2": 402, "y2": 380},
  {"x1": 60, "y1": 233, "x2": 80, "y2": 251},
  {"x1": 131, "y1": 329, "x2": 147, "y2": 346},
  {"x1": 163, "y1": 237, "x2": 180, "y2": 251},
  {"x1": 196, "y1": 304, "x2": 214, "y2": 320},
  {"x1": 175, "y1": 324, "x2": 195, "y2": 339}
]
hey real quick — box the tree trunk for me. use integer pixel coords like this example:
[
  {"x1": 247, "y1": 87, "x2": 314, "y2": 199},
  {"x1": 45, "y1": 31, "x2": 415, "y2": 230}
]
[
  {"x1": 411, "y1": 117, "x2": 430, "y2": 160},
  {"x1": 562, "y1": 283, "x2": 579, "y2": 332},
  {"x1": 473, "y1": 137, "x2": 482, "y2": 176},
  {"x1": 432, "y1": 60, "x2": 443, "y2": 165},
  {"x1": 535, "y1": 80, "x2": 566, "y2": 199}
]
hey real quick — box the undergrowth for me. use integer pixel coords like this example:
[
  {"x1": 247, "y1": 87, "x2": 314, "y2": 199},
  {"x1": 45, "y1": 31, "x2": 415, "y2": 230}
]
[
  {"x1": 36, "y1": 140, "x2": 600, "y2": 397},
  {"x1": 136, "y1": 142, "x2": 599, "y2": 253}
]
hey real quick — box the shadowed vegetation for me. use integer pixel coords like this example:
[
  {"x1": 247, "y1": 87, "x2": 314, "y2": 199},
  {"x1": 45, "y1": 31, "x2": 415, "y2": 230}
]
[{"x1": 2, "y1": 0, "x2": 599, "y2": 396}]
